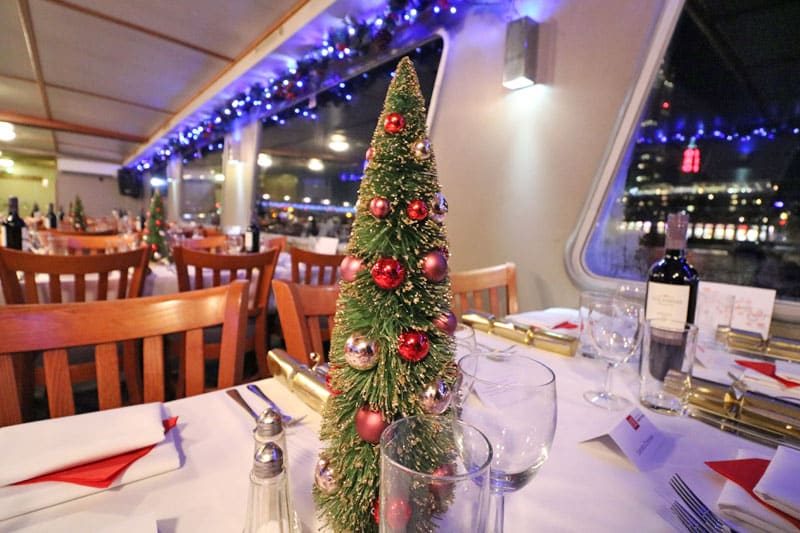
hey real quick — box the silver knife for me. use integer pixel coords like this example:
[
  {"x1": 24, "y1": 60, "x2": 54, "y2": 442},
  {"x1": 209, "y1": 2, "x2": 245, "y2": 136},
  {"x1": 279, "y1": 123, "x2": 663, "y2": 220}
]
[{"x1": 225, "y1": 389, "x2": 258, "y2": 421}]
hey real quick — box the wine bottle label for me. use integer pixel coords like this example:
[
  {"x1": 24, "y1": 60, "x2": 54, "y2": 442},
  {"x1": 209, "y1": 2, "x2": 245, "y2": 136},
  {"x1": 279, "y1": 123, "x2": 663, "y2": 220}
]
[
  {"x1": 645, "y1": 282, "x2": 690, "y2": 325},
  {"x1": 245, "y1": 231, "x2": 253, "y2": 250}
]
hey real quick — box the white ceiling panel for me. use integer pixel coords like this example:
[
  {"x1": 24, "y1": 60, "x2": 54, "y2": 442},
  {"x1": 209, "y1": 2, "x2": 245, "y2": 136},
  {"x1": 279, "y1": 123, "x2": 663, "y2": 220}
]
[
  {"x1": 0, "y1": 77, "x2": 47, "y2": 117},
  {"x1": 31, "y1": 0, "x2": 229, "y2": 112},
  {"x1": 0, "y1": 1, "x2": 35, "y2": 80},
  {"x1": 57, "y1": 142, "x2": 125, "y2": 163},
  {"x1": 47, "y1": 86, "x2": 169, "y2": 138},
  {"x1": 0, "y1": 125, "x2": 55, "y2": 155},
  {"x1": 65, "y1": 0, "x2": 300, "y2": 60},
  {"x1": 55, "y1": 132, "x2": 139, "y2": 156}
]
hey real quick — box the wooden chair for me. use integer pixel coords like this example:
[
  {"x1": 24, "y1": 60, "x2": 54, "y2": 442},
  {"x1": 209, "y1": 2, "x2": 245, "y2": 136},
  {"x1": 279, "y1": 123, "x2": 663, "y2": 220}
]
[
  {"x1": 265, "y1": 235, "x2": 288, "y2": 254},
  {"x1": 173, "y1": 246, "x2": 279, "y2": 381},
  {"x1": 181, "y1": 235, "x2": 227, "y2": 253},
  {"x1": 450, "y1": 262, "x2": 519, "y2": 317},
  {"x1": 0, "y1": 247, "x2": 150, "y2": 406},
  {"x1": 289, "y1": 247, "x2": 344, "y2": 285},
  {"x1": 64, "y1": 233, "x2": 138, "y2": 255},
  {"x1": 272, "y1": 280, "x2": 339, "y2": 366},
  {"x1": 0, "y1": 281, "x2": 249, "y2": 427}
]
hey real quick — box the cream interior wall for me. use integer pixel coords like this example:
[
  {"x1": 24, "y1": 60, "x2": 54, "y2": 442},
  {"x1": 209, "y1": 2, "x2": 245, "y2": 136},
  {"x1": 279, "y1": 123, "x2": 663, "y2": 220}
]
[
  {"x1": 432, "y1": 0, "x2": 663, "y2": 310},
  {"x1": 0, "y1": 163, "x2": 56, "y2": 215},
  {"x1": 56, "y1": 173, "x2": 146, "y2": 217}
]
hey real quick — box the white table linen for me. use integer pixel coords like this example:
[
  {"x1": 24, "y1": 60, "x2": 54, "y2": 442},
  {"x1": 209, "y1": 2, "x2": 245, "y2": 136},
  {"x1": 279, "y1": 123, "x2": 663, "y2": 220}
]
[
  {"x1": 755, "y1": 446, "x2": 800, "y2": 520},
  {"x1": 0, "y1": 331, "x2": 777, "y2": 532}
]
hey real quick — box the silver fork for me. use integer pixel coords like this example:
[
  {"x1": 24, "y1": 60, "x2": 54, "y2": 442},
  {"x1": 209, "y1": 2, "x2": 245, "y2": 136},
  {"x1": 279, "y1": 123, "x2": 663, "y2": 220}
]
[
  {"x1": 670, "y1": 474, "x2": 737, "y2": 533},
  {"x1": 671, "y1": 501, "x2": 712, "y2": 533}
]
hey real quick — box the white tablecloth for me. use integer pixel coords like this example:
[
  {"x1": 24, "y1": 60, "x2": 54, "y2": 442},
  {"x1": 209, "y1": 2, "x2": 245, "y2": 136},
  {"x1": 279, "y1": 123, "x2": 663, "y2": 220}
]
[{"x1": 0, "y1": 331, "x2": 772, "y2": 532}]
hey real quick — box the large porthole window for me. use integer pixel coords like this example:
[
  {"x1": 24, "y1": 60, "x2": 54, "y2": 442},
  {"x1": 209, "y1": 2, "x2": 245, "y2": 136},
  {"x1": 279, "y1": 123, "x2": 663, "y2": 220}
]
[
  {"x1": 572, "y1": 1, "x2": 800, "y2": 317},
  {"x1": 255, "y1": 37, "x2": 444, "y2": 239}
]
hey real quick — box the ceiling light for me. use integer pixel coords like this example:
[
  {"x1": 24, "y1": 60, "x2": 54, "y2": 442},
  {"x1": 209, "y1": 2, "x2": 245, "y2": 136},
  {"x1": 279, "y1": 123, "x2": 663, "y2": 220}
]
[
  {"x1": 150, "y1": 177, "x2": 167, "y2": 187},
  {"x1": 262, "y1": 193, "x2": 271, "y2": 200},
  {"x1": 503, "y1": 17, "x2": 539, "y2": 90},
  {"x1": 302, "y1": 197, "x2": 311, "y2": 203},
  {"x1": 328, "y1": 133, "x2": 350, "y2": 152},
  {"x1": 321, "y1": 199, "x2": 331, "y2": 205},
  {"x1": 0, "y1": 158, "x2": 15, "y2": 170},
  {"x1": 283, "y1": 195, "x2": 291, "y2": 201},
  {"x1": 0, "y1": 122, "x2": 16, "y2": 142},
  {"x1": 257, "y1": 153, "x2": 273, "y2": 168},
  {"x1": 214, "y1": 173, "x2": 226, "y2": 182},
  {"x1": 308, "y1": 158, "x2": 325, "y2": 172}
]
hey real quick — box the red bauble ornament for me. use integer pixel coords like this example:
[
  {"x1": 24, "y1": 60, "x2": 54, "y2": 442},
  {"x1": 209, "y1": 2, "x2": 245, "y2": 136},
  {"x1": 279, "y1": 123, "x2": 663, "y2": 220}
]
[
  {"x1": 386, "y1": 498, "x2": 413, "y2": 530},
  {"x1": 340, "y1": 255, "x2": 365, "y2": 282},
  {"x1": 433, "y1": 310, "x2": 457, "y2": 335},
  {"x1": 384, "y1": 112, "x2": 406, "y2": 134},
  {"x1": 398, "y1": 331, "x2": 430, "y2": 362},
  {"x1": 372, "y1": 499, "x2": 380, "y2": 524},
  {"x1": 421, "y1": 250, "x2": 448, "y2": 282},
  {"x1": 371, "y1": 258, "x2": 405, "y2": 290},
  {"x1": 406, "y1": 199, "x2": 428, "y2": 221},
  {"x1": 325, "y1": 365, "x2": 342, "y2": 396},
  {"x1": 369, "y1": 196, "x2": 391, "y2": 219},
  {"x1": 355, "y1": 406, "x2": 389, "y2": 444},
  {"x1": 430, "y1": 463, "x2": 456, "y2": 502}
]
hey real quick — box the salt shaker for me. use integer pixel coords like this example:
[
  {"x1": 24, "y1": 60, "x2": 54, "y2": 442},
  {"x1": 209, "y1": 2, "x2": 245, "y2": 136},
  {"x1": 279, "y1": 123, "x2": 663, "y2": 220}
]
[
  {"x1": 243, "y1": 442, "x2": 300, "y2": 533},
  {"x1": 253, "y1": 408, "x2": 286, "y2": 456}
]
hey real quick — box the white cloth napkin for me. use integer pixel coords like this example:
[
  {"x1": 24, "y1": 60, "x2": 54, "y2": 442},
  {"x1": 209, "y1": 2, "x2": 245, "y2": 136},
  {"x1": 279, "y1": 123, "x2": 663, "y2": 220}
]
[
  {"x1": 755, "y1": 446, "x2": 800, "y2": 520},
  {"x1": 0, "y1": 426, "x2": 181, "y2": 521},
  {"x1": 0, "y1": 403, "x2": 165, "y2": 486},
  {"x1": 717, "y1": 449, "x2": 798, "y2": 533},
  {"x1": 775, "y1": 361, "x2": 800, "y2": 384},
  {"x1": 506, "y1": 308, "x2": 581, "y2": 336}
]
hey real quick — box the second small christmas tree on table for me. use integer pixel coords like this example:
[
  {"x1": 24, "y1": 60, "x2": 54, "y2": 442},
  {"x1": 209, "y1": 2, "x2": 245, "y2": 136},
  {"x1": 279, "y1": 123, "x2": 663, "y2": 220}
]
[{"x1": 314, "y1": 56, "x2": 456, "y2": 532}]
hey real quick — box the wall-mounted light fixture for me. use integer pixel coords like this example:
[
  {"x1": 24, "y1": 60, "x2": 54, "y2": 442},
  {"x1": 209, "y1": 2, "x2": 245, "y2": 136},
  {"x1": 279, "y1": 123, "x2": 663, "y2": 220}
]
[{"x1": 503, "y1": 17, "x2": 539, "y2": 90}]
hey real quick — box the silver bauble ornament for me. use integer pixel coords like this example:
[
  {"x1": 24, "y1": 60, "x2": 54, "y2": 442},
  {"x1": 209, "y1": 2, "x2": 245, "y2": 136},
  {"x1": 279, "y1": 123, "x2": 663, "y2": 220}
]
[
  {"x1": 431, "y1": 192, "x2": 448, "y2": 223},
  {"x1": 344, "y1": 334, "x2": 379, "y2": 370},
  {"x1": 314, "y1": 457, "x2": 338, "y2": 494},
  {"x1": 419, "y1": 379, "x2": 452, "y2": 415},
  {"x1": 412, "y1": 138, "x2": 432, "y2": 160}
]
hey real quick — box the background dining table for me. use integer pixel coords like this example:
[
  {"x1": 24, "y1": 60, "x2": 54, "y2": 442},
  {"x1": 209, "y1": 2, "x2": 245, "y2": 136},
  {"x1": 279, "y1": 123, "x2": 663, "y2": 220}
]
[{"x1": 0, "y1": 329, "x2": 772, "y2": 532}]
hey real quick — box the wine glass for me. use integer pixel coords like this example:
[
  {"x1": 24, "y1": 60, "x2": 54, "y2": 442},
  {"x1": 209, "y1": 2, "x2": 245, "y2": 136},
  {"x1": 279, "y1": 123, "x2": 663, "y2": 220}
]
[
  {"x1": 225, "y1": 234, "x2": 243, "y2": 254},
  {"x1": 456, "y1": 353, "x2": 557, "y2": 533},
  {"x1": 583, "y1": 295, "x2": 644, "y2": 410}
]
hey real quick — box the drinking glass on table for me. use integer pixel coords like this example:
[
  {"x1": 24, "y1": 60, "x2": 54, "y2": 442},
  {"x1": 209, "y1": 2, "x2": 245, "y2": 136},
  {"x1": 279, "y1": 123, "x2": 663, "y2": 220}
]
[
  {"x1": 453, "y1": 323, "x2": 476, "y2": 360},
  {"x1": 578, "y1": 290, "x2": 607, "y2": 358},
  {"x1": 584, "y1": 294, "x2": 644, "y2": 410},
  {"x1": 226, "y1": 234, "x2": 244, "y2": 254},
  {"x1": 379, "y1": 415, "x2": 492, "y2": 532},
  {"x1": 456, "y1": 353, "x2": 557, "y2": 533}
]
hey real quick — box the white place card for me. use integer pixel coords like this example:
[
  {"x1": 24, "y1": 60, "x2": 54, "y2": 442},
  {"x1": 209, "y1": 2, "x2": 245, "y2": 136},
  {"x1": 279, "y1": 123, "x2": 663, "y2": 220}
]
[
  {"x1": 581, "y1": 408, "x2": 670, "y2": 471},
  {"x1": 697, "y1": 281, "x2": 776, "y2": 339}
]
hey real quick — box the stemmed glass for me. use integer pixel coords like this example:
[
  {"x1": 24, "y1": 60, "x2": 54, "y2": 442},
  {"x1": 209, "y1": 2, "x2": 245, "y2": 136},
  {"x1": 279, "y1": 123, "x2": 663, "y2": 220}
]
[
  {"x1": 583, "y1": 295, "x2": 644, "y2": 410},
  {"x1": 456, "y1": 353, "x2": 557, "y2": 533}
]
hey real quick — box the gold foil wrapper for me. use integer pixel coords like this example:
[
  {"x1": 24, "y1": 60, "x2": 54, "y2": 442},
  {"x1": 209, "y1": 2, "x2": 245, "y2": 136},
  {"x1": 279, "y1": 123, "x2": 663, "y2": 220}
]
[
  {"x1": 267, "y1": 349, "x2": 330, "y2": 412},
  {"x1": 720, "y1": 327, "x2": 800, "y2": 363},
  {"x1": 461, "y1": 310, "x2": 577, "y2": 357}
]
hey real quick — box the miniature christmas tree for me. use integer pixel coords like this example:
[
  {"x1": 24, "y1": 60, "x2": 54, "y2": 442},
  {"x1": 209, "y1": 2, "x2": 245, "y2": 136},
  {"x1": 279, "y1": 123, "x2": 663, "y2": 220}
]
[
  {"x1": 314, "y1": 57, "x2": 456, "y2": 532},
  {"x1": 72, "y1": 195, "x2": 87, "y2": 231},
  {"x1": 143, "y1": 189, "x2": 170, "y2": 261}
]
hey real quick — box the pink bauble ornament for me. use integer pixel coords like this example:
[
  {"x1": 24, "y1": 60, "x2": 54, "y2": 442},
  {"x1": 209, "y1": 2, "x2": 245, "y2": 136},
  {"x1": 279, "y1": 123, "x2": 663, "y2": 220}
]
[
  {"x1": 406, "y1": 199, "x2": 428, "y2": 221},
  {"x1": 398, "y1": 331, "x2": 430, "y2": 362},
  {"x1": 384, "y1": 112, "x2": 405, "y2": 134},
  {"x1": 369, "y1": 196, "x2": 391, "y2": 219},
  {"x1": 314, "y1": 457, "x2": 338, "y2": 494},
  {"x1": 431, "y1": 192, "x2": 448, "y2": 223},
  {"x1": 340, "y1": 255, "x2": 365, "y2": 282},
  {"x1": 344, "y1": 334, "x2": 379, "y2": 370},
  {"x1": 371, "y1": 258, "x2": 405, "y2": 290},
  {"x1": 433, "y1": 310, "x2": 457, "y2": 335},
  {"x1": 421, "y1": 250, "x2": 448, "y2": 282},
  {"x1": 419, "y1": 378, "x2": 452, "y2": 414},
  {"x1": 355, "y1": 406, "x2": 389, "y2": 444}
]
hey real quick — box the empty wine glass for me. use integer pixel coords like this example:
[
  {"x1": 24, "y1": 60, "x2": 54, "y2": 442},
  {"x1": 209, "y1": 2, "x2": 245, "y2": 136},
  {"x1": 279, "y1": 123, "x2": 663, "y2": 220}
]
[
  {"x1": 584, "y1": 295, "x2": 644, "y2": 410},
  {"x1": 456, "y1": 353, "x2": 557, "y2": 533},
  {"x1": 226, "y1": 234, "x2": 243, "y2": 254}
]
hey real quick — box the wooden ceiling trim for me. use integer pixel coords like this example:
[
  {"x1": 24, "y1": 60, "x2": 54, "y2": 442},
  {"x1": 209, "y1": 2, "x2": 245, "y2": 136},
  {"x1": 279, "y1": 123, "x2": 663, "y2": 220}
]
[
  {"x1": 134, "y1": 0, "x2": 312, "y2": 159},
  {"x1": 45, "y1": 81, "x2": 174, "y2": 115},
  {"x1": 47, "y1": 0, "x2": 235, "y2": 63},
  {"x1": 0, "y1": 111, "x2": 147, "y2": 143},
  {"x1": 16, "y1": 0, "x2": 58, "y2": 151},
  {"x1": 0, "y1": 72, "x2": 37, "y2": 84}
]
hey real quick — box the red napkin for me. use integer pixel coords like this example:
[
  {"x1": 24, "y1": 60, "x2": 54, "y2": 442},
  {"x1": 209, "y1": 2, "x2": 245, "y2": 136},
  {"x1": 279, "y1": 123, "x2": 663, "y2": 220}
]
[
  {"x1": 553, "y1": 321, "x2": 579, "y2": 330},
  {"x1": 13, "y1": 417, "x2": 178, "y2": 489},
  {"x1": 735, "y1": 360, "x2": 800, "y2": 388},
  {"x1": 706, "y1": 457, "x2": 800, "y2": 529}
]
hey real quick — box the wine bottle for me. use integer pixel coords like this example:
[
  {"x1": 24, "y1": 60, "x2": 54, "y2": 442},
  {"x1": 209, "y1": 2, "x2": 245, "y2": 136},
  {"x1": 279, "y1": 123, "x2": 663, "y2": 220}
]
[
  {"x1": 645, "y1": 212, "x2": 699, "y2": 324},
  {"x1": 58, "y1": 205, "x2": 65, "y2": 222},
  {"x1": 2, "y1": 196, "x2": 27, "y2": 250},
  {"x1": 245, "y1": 209, "x2": 261, "y2": 253},
  {"x1": 46, "y1": 203, "x2": 58, "y2": 229}
]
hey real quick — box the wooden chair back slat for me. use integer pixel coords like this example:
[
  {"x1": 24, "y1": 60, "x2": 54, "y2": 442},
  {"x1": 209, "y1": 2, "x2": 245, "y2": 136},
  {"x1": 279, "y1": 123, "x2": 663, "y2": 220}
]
[
  {"x1": 265, "y1": 236, "x2": 287, "y2": 254},
  {"x1": 0, "y1": 281, "x2": 249, "y2": 426},
  {"x1": 273, "y1": 280, "x2": 339, "y2": 366},
  {"x1": 97, "y1": 272, "x2": 109, "y2": 300},
  {"x1": 61, "y1": 233, "x2": 131, "y2": 255},
  {"x1": 184, "y1": 329, "x2": 205, "y2": 397},
  {"x1": 95, "y1": 343, "x2": 122, "y2": 410},
  {"x1": 182, "y1": 235, "x2": 226, "y2": 253},
  {"x1": 0, "y1": 354, "x2": 21, "y2": 426},
  {"x1": 43, "y1": 349, "x2": 74, "y2": 419},
  {"x1": 75, "y1": 273, "x2": 86, "y2": 301},
  {"x1": 212, "y1": 269, "x2": 221, "y2": 286},
  {"x1": 450, "y1": 263, "x2": 519, "y2": 318},
  {"x1": 24, "y1": 272, "x2": 39, "y2": 303},
  {"x1": 289, "y1": 247, "x2": 344, "y2": 286},
  {"x1": 142, "y1": 336, "x2": 165, "y2": 403}
]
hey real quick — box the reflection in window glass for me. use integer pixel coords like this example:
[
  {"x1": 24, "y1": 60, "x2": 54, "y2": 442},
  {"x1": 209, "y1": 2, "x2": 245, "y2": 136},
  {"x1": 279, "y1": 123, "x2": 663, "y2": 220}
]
[
  {"x1": 180, "y1": 145, "x2": 224, "y2": 224},
  {"x1": 585, "y1": 2, "x2": 800, "y2": 302},
  {"x1": 256, "y1": 38, "x2": 444, "y2": 239}
]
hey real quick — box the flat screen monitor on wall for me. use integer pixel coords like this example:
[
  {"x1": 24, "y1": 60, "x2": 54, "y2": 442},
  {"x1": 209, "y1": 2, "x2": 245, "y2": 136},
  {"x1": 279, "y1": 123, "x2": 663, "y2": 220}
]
[{"x1": 117, "y1": 168, "x2": 142, "y2": 198}]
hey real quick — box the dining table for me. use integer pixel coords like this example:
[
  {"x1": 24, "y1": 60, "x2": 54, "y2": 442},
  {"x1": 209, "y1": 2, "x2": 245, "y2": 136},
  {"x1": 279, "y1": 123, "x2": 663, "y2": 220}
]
[{"x1": 0, "y1": 326, "x2": 776, "y2": 532}]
